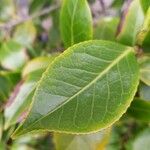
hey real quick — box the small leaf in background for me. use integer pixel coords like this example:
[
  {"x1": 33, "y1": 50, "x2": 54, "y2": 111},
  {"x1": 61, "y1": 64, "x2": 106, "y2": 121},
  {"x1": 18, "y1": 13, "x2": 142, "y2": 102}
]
[
  {"x1": 29, "y1": 0, "x2": 54, "y2": 13},
  {"x1": 117, "y1": 0, "x2": 144, "y2": 46},
  {"x1": 138, "y1": 55, "x2": 150, "y2": 86},
  {"x1": 13, "y1": 21, "x2": 37, "y2": 47},
  {"x1": 4, "y1": 55, "x2": 58, "y2": 129},
  {"x1": 0, "y1": 71, "x2": 20, "y2": 107},
  {"x1": 139, "y1": 83, "x2": 150, "y2": 101},
  {"x1": 140, "y1": 0, "x2": 150, "y2": 14},
  {"x1": 137, "y1": 7, "x2": 150, "y2": 53},
  {"x1": 12, "y1": 40, "x2": 139, "y2": 138},
  {"x1": 54, "y1": 129, "x2": 110, "y2": 150},
  {"x1": 0, "y1": 41, "x2": 28, "y2": 71},
  {"x1": 130, "y1": 128, "x2": 150, "y2": 150},
  {"x1": 127, "y1": 98, "x2": 150, "y2": 122},
  {"x1": 94, "y1": 17, "x2": 119, "y2": 41},
  {"x1": 60, "y1": 0, "x2": 93, "y2": 48}
]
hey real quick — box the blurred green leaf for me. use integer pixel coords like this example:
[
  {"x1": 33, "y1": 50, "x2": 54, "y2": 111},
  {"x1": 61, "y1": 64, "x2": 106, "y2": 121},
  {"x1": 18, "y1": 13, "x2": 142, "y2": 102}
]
[
  {"x1": 29, "y1": 0, "x2": 54, "y2": 13},
  {"x1": 128, "y1": 128, "x2": 150, "y2": 150},
  {"x1": 139, "y1": 83, "x2": 150, "y2": 101},
  {"x1": 0, "y1": 41, "x2": 28, "y2": 71},
  {"x1": 127, "y1": 98, "x2": 150, "y2": 122},
  {"x1": 111, "y1": 0, "x2": 124, "y2": 9},
  {"x1": 94, "y1": 17, "x2": 119, "y2": 41},
  {"x1": 117, "y1": 0, "x2": 144, "y2": 46},
  {"x1": 140, "y1": 0, "x2": 150, "y2": 14},
  {"x1": 137, "y1": 7, "x2": 150, "y2": 52},
  {"x1": 4, "y1": 55, "x2": 58, "y2": 129},
  {"x1": 13, "y1": 21, "x2": 37, "y2": 47},
  {"x1": 138, "y1": 55, "x2": 150, "y2": 86},
  {"x1": 60, "y1": 0, "x2": 93, "y2": 48},
  {"x1": 54, "y1": 130, "x2": 110, "y2": 150},
  {"x1": 0, "y1": 71, "x2": 20, "y2": 106}
]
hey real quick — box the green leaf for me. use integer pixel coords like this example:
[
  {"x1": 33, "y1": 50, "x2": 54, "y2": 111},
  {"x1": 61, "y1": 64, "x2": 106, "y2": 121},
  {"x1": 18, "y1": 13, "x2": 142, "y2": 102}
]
[
  {"x1": 29, "y1": 0, "x2": 53, "y2": 13},
  {"x1": 0, "y1": 41, "x2": 28, "y2": 70},
  {"x1": 140, "y1": 0, "x2": 150, "y2": 14},
  {"x1": 0, "y1": 71, "x2": 20, "y2": 105},
  {"x1": 117, "y1": 0, "x2": 144, "y2": 46},
  {"x1": 22, "y1": 55, "x2": 58, "y2": 78},
  {"x1": 130, "y1": 128, "x2": 150, "y2": 150},
  {"x1": 13, "y1": 21, "x2": 36, "y2": 47},
  {"x1": 60, "y1": 0, "x2": 93, "y2": 48},
  {"x1": 12, "y1": 40, "x2": 139, "y2": 138},
  {"x1": 54, "y1": 129, "x2": 110, "y2": 150},
  {"x1": 137, "y1": 7, "x2": 150, "y2": 52},
  {"x1": 4, "y1": 56, "x2": 58, "y2": 129},
  {"x1": 139, "y1": 83, "x2": 150, "y2": 101},
  {"x1": 138, "y1": 55, "x2": 150, "y2": 86},
  {"x1": 127, "y1": 98, "x2": 150, "y2": 122},
  {"x1": 94, "y1": 17, "x2": 119, "y2": 41}
]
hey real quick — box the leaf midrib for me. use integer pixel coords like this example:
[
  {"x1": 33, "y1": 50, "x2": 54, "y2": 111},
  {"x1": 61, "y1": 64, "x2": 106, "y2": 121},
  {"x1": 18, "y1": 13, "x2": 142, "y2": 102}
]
[
  {"x1": 16, "y1": 47, "x2": 133, "y2": 135},
  {"x1": 71, "y1": 0, "x2": 78, "y2": 45}
]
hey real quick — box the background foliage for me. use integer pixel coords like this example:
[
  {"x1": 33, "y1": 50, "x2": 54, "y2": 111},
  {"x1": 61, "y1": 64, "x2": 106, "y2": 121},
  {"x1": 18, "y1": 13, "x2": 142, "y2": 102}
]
[{"x1": 0, "y1": 0, "x2": 150, "y2": 149}]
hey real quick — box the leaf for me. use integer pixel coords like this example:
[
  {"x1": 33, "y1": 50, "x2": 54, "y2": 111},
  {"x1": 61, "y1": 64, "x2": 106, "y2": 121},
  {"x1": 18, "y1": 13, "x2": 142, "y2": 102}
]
[
  {"x1": 0, "y1": 71, "x2": 20, "y2": 105},
  {"x1": 54, "y1": 129, "x2": 110, "y2": 150},
  {"x1": 60, "y1": 0, "x2": 93, "y2": 48},
  {"x1": 137, "y1": 7, "x2": 150, "y2": 52},
  {"x1": 139, "y1": 83, "x2": 150, "y2": 101},
  {"x1": 4, "y1": 56, "x2": 58, "y2": 129},
  {"x1": 13, "y1": 21, "x2": 36, "y2": 47},
  {"x1": 94, "y1": 17, "x2": 119, "y2": 41},
  {"x1": 129, "y1": 128, "x2": 150, "y2": 150},
  {"x1": 29, "y1": 0, "x2": 53, "y2": 13},
  {"x1": 138, "y1": 55, "x2": 150, "y2": 86},
  {"x1": 22, "y1": 55, "x2": 58, "y2": 78},
  {"x1": 127, "y1": 98, "x2": 150, "y2": 122},
  {"x1": 117, "y1": 0, "x2": 144, "y2": 46},
  {"x1": 140, "y1": 0, "x2": 150, "y2": 14},
  {"x1": 12, "y1": 40, "x2": 139, "y2": 138},
  {"x1": 0, "y1": 41, "x2": 28, "y2": 70}
]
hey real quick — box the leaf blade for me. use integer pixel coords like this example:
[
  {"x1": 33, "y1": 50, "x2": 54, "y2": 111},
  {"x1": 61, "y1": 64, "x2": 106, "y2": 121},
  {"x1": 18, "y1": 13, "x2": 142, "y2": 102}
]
[
  {"x1": 60, "y1": 0, "x2": 93, "y2": 48},
  {"x1": 12, "y1": 40, "x2": 139, "y2": 138}
]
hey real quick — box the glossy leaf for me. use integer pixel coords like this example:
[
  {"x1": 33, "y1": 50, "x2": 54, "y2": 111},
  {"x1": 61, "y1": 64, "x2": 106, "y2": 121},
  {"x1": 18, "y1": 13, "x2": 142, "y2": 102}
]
[
  {"x1": 138, "y1": 55, "x2": 150, "y2": 86},
  {"x1": 127, "y1": 98, "x2": 150, "y2": 122},
  {"x1": 4, "y1": 56, "x2": 57, "y2": 129},
  {"x1": 137, "y1": 7, "x2": 150, "y2": 52},
  {"x1": 13, "y1": 21, "x2": 36, "y2": 47},
  {"x1": 54, "y1": 129, "x2": 110, "y2": 150},
  {"x1": 60, "y1": 0, "x2": 93, "y2": 48},
  {"x1": 22, "y1": 55, "x2": 58, "y2": 78},
  {"x1": 117, "y1": 0, "x2": 144, "y2": 46},
  {"x1": 0, "y1": 41, "x2": 28, "y2": 70},
  {"x1": 12, "y1": 40, "x2": 139, "y2": 138},
  {"x1": 94, "y1": 17, "x2": 119, "y2": 41},
  {"x1": 139, "y1": 83, "x2": 150, "y2": 101}
]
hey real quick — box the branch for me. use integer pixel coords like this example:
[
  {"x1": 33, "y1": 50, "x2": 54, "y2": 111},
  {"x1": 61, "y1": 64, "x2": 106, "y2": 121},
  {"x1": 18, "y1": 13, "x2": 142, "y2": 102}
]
[{"x1": 0, "y1": 4, "x2": 59, "y2": 31}]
